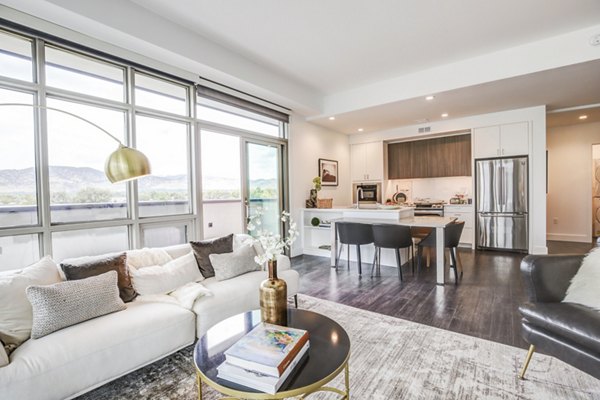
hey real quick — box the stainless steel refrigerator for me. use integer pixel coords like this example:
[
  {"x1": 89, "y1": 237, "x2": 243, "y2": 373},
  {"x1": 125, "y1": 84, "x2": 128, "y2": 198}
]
[{"x1": 476, "y1": 156, "x2": 528, "y2": 252}]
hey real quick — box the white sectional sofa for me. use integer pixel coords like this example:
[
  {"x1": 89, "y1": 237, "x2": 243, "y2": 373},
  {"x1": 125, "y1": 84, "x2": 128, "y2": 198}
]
[{"x1": 0, "y1": 236, "x2": 299, "y2": 400}]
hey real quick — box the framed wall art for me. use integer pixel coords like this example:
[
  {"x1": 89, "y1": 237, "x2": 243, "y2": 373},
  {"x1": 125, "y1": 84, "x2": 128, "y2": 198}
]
[{"x1": 318, "y1": 158, "x2": 338, "y2": 186}]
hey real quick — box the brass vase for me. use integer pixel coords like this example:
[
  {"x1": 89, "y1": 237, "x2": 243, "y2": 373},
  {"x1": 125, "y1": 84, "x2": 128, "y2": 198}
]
[{"x1": 259, "y1": 259, "x2": 288, "y2": 326}]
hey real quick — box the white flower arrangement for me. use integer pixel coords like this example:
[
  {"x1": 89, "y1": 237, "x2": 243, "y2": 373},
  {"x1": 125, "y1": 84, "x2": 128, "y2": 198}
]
[{"x1": 247, "y1": 208, "x2": 299, "y2": 266}]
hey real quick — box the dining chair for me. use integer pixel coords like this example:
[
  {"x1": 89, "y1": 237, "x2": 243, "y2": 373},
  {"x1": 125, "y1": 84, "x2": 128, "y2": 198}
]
[
  {"x1": 416, "y1": 221, "x2": 465, "y2": 283},
  {"x1": 371, "y1": 224, "x2": 414, "y2": 280},
  {"x1": 335, "y1": 222, "x2": 374, "y2": 275}
]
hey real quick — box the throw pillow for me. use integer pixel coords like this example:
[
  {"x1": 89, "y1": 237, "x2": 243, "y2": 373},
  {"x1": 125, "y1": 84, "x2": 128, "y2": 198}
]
[
  {"x1": 26, "y1": 271, "x2": 126, "y2": 339},
  {"x1": 129, "y1": 252, "x2": 203, "y2": 296},
  {"x1": 0, "y1": 256, "x2": 62, "y2": 354},
  {"x1": 60, "y1": 252, "x2": 137, "y2": 302},
  {"x1": 126, "y1": 248, "x2": 173, "y2": 269},
  {"x1": 190, "y1": 234, "x2": 234, "y2": 278},
  {"x1": 0, "y1": 340, "x2": 8, "y2": 367},
  {"x1": 209, "y1": 244, "x2": 261, "y2": 281},
  {"x1": 563, "y1": 248, "x2": 600, "y2": 310}
]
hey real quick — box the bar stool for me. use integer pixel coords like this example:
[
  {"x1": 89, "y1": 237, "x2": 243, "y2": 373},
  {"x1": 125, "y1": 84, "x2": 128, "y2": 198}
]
[
  {"x1": 372, "y1": 224, "x2": 414, "y2": 280},
  {"x1": 335, "y1": 222, "x2": 374, "y2": 275},
  {"x1": 417, "y1": 221, "x2": 465, "y2": 283}
]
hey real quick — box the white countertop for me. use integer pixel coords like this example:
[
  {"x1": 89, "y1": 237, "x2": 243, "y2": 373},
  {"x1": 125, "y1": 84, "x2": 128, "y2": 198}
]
[
  {"x1": 444, "y1": 204, "x2": 473, "y2": 208},
  {"x1": 331, "y1": 215, "x2": 457, "y2": 228},
  {"x1": 303, "y1": 206, "x2": 414, "y2": 212}
]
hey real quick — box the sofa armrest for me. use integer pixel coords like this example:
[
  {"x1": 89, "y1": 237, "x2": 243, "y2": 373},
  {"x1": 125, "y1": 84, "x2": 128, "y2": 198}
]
[
  {"x1": 276, "y1": 254, "x2": 291, "y2": 272},
  {"x1": 520, "y1": 254, "x2": 583, "y2": 303}
]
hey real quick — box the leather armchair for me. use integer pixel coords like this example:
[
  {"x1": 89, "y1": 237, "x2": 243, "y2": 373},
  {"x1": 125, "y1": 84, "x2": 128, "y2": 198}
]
[{"x1": 518, "y1": 254, "x2": 600, "y2": 380}]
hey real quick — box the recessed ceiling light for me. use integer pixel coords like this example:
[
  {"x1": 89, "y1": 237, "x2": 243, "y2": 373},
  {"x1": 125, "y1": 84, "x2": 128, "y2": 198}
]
[
  {"x1": 441, "y1": 113, "x2": 449, "y2": 118},
  {"x1": 358, "y1": 128, "x2": 364, "y2": 132},
  {"x1": 579, "y1": 115, "x2": 588, "y2": 120},
  {"x1": 425, "y1": 95, "x2": 435, "y2": 101},
  {"x1": 328, "y1": 116, "x2": 336, "y2": 120}
]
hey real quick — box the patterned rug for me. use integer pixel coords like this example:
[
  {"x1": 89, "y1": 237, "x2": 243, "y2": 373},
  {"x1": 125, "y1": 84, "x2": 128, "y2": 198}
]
[{"x1": 78, "y1": 294, "x2": 600, "y2": 399}]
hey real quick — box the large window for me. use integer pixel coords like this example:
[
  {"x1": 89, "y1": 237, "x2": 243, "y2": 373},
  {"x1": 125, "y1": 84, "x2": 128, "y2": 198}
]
[
  {"x1": 45, "y1": 45, "x2": 125, "y2": 101},
  {"x1": 136, "y1": 115, "x2": 191, "y2": 217},
  {"x1": 0, "y1": 30, "x2": 33, "y2": 82},
  {"x1": 0, "y1": 26, "x2": 288, "y2": 270},
  {"x1": 46, "y1": 98, "x2": 128, "y2": 223},
  {"x1": 0, "y1": 88, "x2": 37, "y2": 228}
]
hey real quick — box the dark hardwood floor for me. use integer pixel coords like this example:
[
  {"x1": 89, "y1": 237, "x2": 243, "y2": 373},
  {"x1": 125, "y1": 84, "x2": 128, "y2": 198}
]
[{"x1": 291, "y1": 240, "x2": 593, "y2": 350}]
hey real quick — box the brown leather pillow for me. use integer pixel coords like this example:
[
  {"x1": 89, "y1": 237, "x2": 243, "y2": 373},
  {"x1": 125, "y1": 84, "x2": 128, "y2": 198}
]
[
  {"x1": 60, "y1": 252, "x2": 137, "y2": 302},
  {"x1": 190, "y1": 234, "x2": 234, "y2": 278}
]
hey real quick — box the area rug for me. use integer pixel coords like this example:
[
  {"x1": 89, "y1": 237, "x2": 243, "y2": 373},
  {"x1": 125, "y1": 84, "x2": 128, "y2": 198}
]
[{"x1": 78, "y1": 294, "x2": 600, "y2": 399}]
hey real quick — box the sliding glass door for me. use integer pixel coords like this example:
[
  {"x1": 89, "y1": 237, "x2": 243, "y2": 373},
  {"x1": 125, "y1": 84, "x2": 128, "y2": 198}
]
[{"x1": 200, "y1": 129, "x2": 285, "y2": 239}]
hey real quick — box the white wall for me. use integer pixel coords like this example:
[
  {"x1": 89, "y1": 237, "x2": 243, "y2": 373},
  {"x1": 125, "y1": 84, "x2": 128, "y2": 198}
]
[
  {"x1": 547, "y1": 121, "x2": 600, "y2": 243},
  {"x1": 288, "y1": 115, "x2": 351, "y2": 256},
  {"x1": 350, "y1": 105, "x2": 547, "y2": 254}
]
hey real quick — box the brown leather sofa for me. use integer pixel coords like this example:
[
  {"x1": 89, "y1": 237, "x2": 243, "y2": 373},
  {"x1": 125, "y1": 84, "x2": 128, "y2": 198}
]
[{"x1": 518, "y1": 254, "x2": 600, "y2": 380}]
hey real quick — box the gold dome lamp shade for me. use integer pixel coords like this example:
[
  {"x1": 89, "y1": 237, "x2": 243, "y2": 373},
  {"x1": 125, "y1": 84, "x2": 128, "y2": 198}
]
[{"x1": 0, "y1": 103, "x2": 151, "y2": 183}]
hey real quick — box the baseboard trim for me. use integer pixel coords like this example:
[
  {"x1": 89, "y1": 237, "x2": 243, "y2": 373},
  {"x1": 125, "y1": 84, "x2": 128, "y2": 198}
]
[{"x1": 546, "y1": 233, "x2": 590, "y2": 243}]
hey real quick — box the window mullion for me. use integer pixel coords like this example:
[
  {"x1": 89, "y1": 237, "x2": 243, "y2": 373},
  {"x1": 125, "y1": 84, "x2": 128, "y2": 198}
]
[
  {"x1": 127, "y1": 66, "x2": 141, "y2": 250},
  {"x1": 34, "y1": 38, "x2": 52, "y2": 258}
]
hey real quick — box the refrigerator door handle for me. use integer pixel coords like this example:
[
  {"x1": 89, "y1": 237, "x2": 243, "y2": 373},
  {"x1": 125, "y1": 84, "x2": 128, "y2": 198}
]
[{"x1": 479, "y1": 212, "x2": 526, "y2": 217}]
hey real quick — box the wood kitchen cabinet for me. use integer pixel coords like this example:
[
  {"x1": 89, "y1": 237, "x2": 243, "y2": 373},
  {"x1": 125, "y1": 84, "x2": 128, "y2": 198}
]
[
  {"x1": 387, "y1": 134, "x2": 471, "y2": 179},
  {"x1": 472, "y1": 122, "x2": 529, "y2": 159},
  {"x1": 351, "y1": 141, "x2": 383, "y2": 182}
]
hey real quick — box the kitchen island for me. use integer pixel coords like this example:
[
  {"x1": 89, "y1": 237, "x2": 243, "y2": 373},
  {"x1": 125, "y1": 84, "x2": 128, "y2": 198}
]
[
  {"x1": 300, "y1": 206, "x2": 414, "y2": 258},
  {"x1": 329, "y1": 215, "x2": 457, "y2": 285}
]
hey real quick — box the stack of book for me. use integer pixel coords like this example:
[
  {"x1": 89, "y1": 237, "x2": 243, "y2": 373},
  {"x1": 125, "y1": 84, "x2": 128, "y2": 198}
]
[{"x1": 217, "y1": 322, "x2": 310, "y2": 394}]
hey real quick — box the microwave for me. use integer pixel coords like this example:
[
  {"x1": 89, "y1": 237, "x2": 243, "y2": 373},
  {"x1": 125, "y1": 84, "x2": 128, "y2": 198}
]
[{"x1": 353, "y1": 183, "x2": 381, "y2": 204}]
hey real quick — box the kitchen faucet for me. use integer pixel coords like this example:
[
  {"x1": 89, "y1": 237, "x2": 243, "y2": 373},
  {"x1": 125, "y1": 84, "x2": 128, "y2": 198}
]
[{"x1": 356, "y1": 187, "x2": 363, "y2": 209}]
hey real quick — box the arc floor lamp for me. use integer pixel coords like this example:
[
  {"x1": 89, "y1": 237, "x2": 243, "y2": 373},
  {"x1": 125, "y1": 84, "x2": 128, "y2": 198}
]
[{"x1": 0, "y1": 102, "x2": 151, "y2": 183}]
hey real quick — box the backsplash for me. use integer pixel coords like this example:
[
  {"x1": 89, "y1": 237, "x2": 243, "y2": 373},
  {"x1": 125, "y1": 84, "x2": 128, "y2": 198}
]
[{"x1": 385, "y1": 176, "x2": 473, "y2": 203}]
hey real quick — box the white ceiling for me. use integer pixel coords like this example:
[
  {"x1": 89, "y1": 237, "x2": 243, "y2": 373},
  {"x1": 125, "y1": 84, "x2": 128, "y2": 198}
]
[
  {"x1": 3, "y1": 0, "x2": 600, "y2": 133},
  {"x1": 131, "y1": 0, "x2": 600, "y2": 94}
]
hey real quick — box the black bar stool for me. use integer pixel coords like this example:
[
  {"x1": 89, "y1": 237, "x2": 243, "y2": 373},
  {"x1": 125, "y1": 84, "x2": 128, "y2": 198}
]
[
  {"x1": 372, "y1": 224, "x2": 414, "y2": 280},
  {"x1": 417, "y1": 221, "x2": 465, "y2": 283},
  {"x1": 335, "y1": 222, "x2": 374, "y2": 275}
]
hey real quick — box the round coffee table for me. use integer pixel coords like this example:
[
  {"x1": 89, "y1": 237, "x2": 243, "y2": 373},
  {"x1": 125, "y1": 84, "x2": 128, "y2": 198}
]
[{"x1": 193, "y1": 308, "x2": 350, "y2": 399}]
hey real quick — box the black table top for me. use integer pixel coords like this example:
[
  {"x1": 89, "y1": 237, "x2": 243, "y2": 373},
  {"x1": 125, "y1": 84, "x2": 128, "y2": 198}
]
[{"x1": 193, "y1": 308, "x2": 350, "y2": 395}]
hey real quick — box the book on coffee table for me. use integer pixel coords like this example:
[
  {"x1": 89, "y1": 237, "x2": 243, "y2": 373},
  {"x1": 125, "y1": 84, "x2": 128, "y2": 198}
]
[
  {"x1": 224, "y1": 322, "x2": 309, "y2": 377},
  {"x1": 217, "y1": 340, "x2": 310, "y2": 394}
]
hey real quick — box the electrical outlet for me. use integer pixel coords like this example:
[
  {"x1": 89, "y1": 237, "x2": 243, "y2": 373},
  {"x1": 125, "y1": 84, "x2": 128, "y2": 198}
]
[{"x1": 553, "y1": 217, "x2": 558, "y2": 225}]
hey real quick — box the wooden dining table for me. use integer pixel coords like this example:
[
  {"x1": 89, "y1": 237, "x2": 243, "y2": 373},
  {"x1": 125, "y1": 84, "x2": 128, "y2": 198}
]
[{"x1": 329, "y1": 215, "x2": 458, "y2": 285}]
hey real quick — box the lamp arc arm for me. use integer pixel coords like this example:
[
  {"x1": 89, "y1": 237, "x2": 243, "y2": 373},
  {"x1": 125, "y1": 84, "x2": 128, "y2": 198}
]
[{"x1": 0, "y1": 102, "x2": 123, "y2": 145}]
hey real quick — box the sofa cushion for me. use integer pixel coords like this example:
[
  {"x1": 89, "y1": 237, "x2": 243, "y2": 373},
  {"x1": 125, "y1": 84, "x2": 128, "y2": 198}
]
[
  {"x1": 519, "y1": 302, "x2": 600, "y2": 354},
  {"x1": 209, "y1": 244, "x2": 261, "y2": 281},
  {"x1": 129, "y1": 252, "x2": 204, "y2": 295},
  {"x1": 0, "y1": 301, "x2": 195, "y2": 400},
  {"x1": 60, "y1": 252, "x2": 137, "y2": 303},
  {"x1": 26, "y1": 271, "x2": 126, "y2": 339},
  {"x1": 0, "y1": 256, "x2": 62, "y2": 354},
  {"x1": 125, "y1": 248, "x2": 173, "y2": 269},
  {"x1": 563, "y1": 248, "x2": 600, "y2": 310},
  {"x1": 190, "y1": 234, "x2": 234, "y2": 278}
]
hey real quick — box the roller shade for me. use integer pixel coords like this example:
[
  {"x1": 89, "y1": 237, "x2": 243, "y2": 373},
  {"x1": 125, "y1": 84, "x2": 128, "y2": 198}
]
[{"x1": 196, "y1": 85, "x2": 289, "y2": 123}]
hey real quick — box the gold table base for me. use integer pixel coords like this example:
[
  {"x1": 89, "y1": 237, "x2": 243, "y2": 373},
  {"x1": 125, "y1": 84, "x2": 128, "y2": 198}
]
[{"x1": 196, "y1": 358, "x2": 350, "y2": 400}]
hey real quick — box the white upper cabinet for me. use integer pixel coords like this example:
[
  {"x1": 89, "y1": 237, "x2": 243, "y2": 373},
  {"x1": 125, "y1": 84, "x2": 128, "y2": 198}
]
[
  {"x1": 473, "y1": 122, "x2": 529, "y2": 159},
  {"x1": 351, "y1": 141, "x2": 383, "y2": 182}
]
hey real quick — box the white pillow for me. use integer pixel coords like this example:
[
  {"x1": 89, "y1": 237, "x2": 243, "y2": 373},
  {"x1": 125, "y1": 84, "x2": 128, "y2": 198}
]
[
  {"x1": 563, "y1": 248, "x2": 600, "y2": 310},
  {"x1": 0, "y1": 256, "x2": 62, "y2": 354},
  {"x1": 169, "y1": 282, "x2": 213, "y2": 309},
  {"x1": 126, "y1": 248, "x2": 173, "y2": 269},
  {"x1": 129, "y1": 252, "x2": 202, "y2": 295}
]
